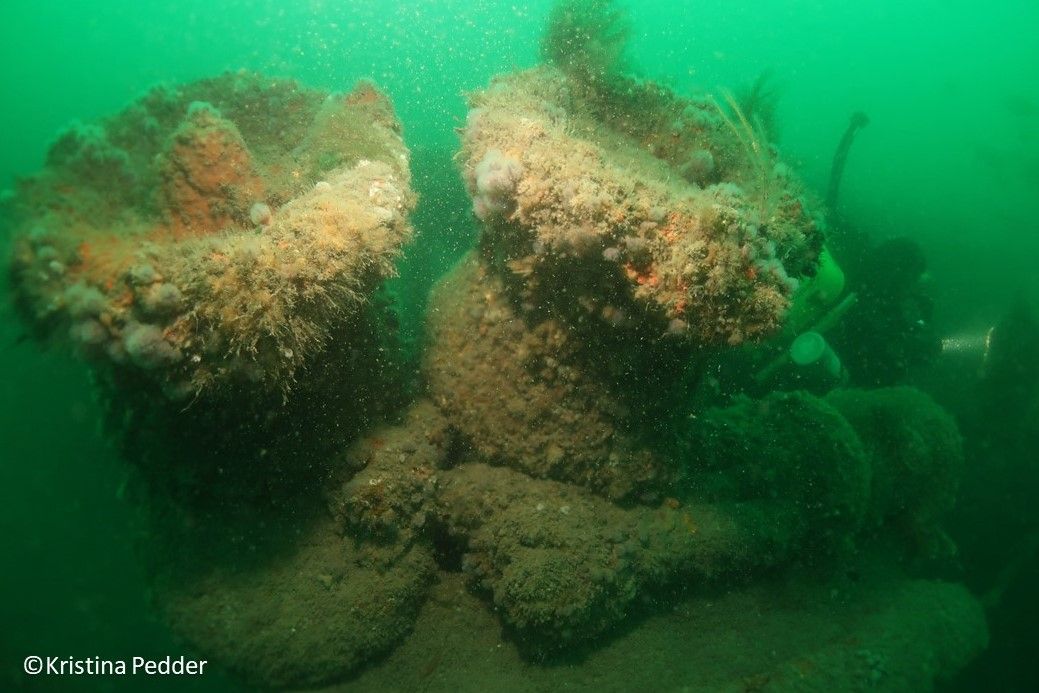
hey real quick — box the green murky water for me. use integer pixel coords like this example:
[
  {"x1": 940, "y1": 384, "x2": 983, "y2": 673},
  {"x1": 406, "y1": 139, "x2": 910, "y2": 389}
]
[{"x1": 1, "y1": 1, "x2": 1037, "y2": 690}]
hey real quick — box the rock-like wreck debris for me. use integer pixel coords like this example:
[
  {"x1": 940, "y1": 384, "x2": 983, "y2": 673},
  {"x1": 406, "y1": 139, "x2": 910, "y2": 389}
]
[
  {"x1": 8, "y1": 72, "x2": 416, "y2": 401},
  {"x1": 459, "y1": 64, "x2": 822, "y2": 347}
]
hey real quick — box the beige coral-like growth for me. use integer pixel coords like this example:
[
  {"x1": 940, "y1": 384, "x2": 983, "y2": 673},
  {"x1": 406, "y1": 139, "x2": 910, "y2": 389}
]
[
  {"x1": 8, "y1": 73, "x2": 416, "y2": 400},
  {"x1": 459, "y1": 66, "x2": 823, "y2": 345}
]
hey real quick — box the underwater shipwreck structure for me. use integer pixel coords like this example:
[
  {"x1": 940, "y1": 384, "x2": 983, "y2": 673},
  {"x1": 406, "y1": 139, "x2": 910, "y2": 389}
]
[{"x1": 3, "y1": 2, "x2": 986, "y2": 690}]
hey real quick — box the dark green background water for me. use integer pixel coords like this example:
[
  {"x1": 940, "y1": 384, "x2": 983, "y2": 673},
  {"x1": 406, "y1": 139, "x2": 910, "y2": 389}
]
[{"x1": 2, "y1": 1, "x2": 1037, "y2": 690}]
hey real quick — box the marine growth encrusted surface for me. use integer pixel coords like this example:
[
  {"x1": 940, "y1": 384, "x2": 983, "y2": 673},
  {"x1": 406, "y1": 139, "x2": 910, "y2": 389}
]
[
  {"x1": 327, "y1": 386, "x2": 975, "y2": 661},
  {"x1": 1, "y1": 9, "x2": 988, "y2": 689},
  {"x1": 459, "y1": 64, "x2": 824, "y2": 346},
  {"x1": 7, "y1": 72, "x2": 415, "y2": 401}
]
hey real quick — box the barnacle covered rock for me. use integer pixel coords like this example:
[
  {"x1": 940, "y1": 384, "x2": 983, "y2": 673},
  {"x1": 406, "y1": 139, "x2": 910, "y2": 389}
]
[
  {"x1": 459, "y1": 64, "x2": 823, "y2": 346},
  {"x1": 425, "y1": 252, "x2": 690, "y2": 501},
  {"x1": 7, "y1": 72, "x2": 415, "y2": 401}
]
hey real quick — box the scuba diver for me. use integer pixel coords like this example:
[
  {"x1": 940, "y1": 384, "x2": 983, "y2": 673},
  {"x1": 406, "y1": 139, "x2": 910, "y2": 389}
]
[
  {"x1": 733, "y1": 110, "x2": 942, "y2": 395},
  {"x1": 821, "y1": 111, "x2": 941, "y2": 387},
  {"x1": 827, "y1": 235, "x2": 941, "y2": 387}
]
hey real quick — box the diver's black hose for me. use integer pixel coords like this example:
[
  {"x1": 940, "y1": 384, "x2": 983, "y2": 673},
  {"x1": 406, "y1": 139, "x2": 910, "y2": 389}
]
[{"x1": 826, "y1": 111, "x2": 870, "y2": 212}]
